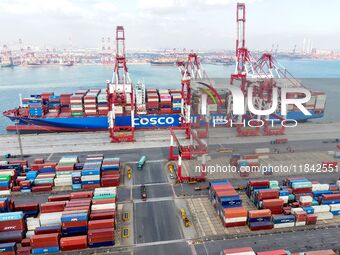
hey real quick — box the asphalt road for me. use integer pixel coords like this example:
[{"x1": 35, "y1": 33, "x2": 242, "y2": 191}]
[
  {"x1": 133, "y1": 162, "x2": 167, "y2": 185},
  {"x1": 133, "y1": 200, "x2": 183, "y2": 244},
  {"x1": 132, "y1": 184, "x2": 174, "y2": 200},
  {"x1": 134, "y1": 241, "x2": 192, "y2": 255},
  {"x1": 194, "y1": 227, "x2": 340, "y2": 255}
]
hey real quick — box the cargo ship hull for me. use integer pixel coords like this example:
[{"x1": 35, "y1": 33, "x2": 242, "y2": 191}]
[{"x1": 5, "y1": 111, "x2": 324, "y2": 132}]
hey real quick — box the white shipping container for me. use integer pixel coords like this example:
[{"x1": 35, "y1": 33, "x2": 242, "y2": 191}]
[
  {"x1": 291, "y1": 208, "x2": 304, "y2": 214},
  {"x1": 337, "y1": 180, "x2": 340, "y2": 188},
  {"x1": 316, "y1": 212, "x2": 333, "y2": 220},
  {"x1": 312, "y1": 205, "x2": 330, "y2": 213},
  {"x1": 279, "y1": 196, "x2": 289, "y2": 203},
  {"x1": 81, "y1": 175, "x2": 100, "y2": 181},
  {"x1": 223, "y1": 216, "x2": 247, "y2": 223},
  {"x1": 312, "y1": 184, "x2": 330, "y2": 191},
  {"x1": 330, "y1": 204, "x2": 340, "y2": 211},
  {"x1": 39, "y1": 212, "x2": 62, "y2": 226},
  {"x1": 295, "y1": 221, "x2": 306, "y2": 226},
  {"x1": 94, "y1": 187, "x2": 117, "y2": 195},
  {"x1": 300, "y1": 196, "x2": 313, "y2": 203},
  {"x1": 26, "y1": 217, "x2": 40, "y2": 231},
  {"x1": 0, "y1": 170, "x2": 15, "y2": 176},
  {"x1": 255, "y1": 148, "x2": 270, "y2": 154},
  {"x1": 273, "y1": 222, "x2": 295, "y2": 228},
  {"x1": 0, "y1": 190, "x2": 10, "y2": 196},
  {"x1": 91, "y1": 203, "x2": 116, "y2": 211}
]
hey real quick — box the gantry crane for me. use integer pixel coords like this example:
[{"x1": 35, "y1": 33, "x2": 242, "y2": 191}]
[
  {"x1": 227, "y1": 3, "x2": 292, "y2": 136},
  {"x1": 169, "y1": 53, "x2": 223, "y2": 182},
  {"x1": 107, "y1": 26, "x2": 135, "y2": 142}
]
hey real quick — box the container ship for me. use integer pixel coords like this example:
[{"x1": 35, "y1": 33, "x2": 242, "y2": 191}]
[{"x1": 3, "y1": 82, "x2": 326, "y2": 132}]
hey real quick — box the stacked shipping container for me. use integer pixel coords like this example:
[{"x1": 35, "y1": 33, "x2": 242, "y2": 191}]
[
  {"x1": 0, "y1": 155, "x2": 121, "y2": 194},
  {"x1": 0, "y1": 187, "x2": 117, "y2": 253}
]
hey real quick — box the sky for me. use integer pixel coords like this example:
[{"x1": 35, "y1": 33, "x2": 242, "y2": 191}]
[{"x1": 0, "y1": 0, "x2": 340, "y2": 52}]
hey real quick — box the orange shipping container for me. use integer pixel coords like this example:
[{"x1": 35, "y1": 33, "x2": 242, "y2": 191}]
[
  {"x1": 248, "y1": 209, "x2": 272, "y2": 218},
  {"x1": 305, "y1": 250, "x2": 336, "y2": 255},
  {"x1": 223, "y1": 207, "x2": 247, "y2": 218}
]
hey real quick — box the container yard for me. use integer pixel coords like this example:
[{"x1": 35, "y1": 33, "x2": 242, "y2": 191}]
[{"x1": 1, "y1": 1, "x2": 340, "y2": 255}]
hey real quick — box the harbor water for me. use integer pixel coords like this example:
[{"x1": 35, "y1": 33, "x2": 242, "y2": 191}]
[{"x1": 1, "y1": 59, "x2": 340, "y2": 134}]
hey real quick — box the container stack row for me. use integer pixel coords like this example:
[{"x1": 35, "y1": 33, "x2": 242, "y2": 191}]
[
  {"x1": 0, "y1": 187, "x2": 117, "y2": 254},
  {"x1": 0, "y1": 155, "x2": 121, "y2": 195},
  {"x1": 209, "y1": 180, "x2": 247, "y2": 227},
  {"x1": 209, "y1": 178, "x2": 340, "y2": 231}
]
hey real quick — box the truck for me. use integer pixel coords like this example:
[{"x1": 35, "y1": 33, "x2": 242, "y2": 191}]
[
  {"x1": 270, "y1": 138, "x2": 288, "y2": 144},
  {"x1": 137, "y1": 155, "x2": 147, "y2": 170},
  {"x1": 140, "y1": 185, "x2": 147, "y2": 201},
  {"x1": 180, "y1": 208, "x2": 191, "y2": 227}
]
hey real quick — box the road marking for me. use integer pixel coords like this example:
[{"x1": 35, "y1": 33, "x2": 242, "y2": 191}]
[
  {"x1": 133, "y1": 196, "x2": 174, "y2": 204},
  {"x1": 135, "y1": 239, "x2": 185, "y2": 247},
  {"x1": 132, "y1": 182, "x2": 169, "y2": 187},
  {"x1": 198, "y1": 199, "x2": 217, "y2": 236},
  {"x1": 47, "y1": 153, "x2": 54, "y2": 161}
]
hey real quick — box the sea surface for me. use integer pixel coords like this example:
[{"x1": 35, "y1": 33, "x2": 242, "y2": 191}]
[{"x1": 0, "y1": 59, "x2": 340, "y2": 134}]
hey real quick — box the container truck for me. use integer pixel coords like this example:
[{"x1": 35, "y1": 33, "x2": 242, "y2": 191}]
[{"x1": 137, "y1": 155, "x2": 147, "y2": 170}]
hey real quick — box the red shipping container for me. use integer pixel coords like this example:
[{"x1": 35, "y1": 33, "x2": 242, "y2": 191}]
[
  {"x1": 62, "y1": 220, "x2": 88, "y2": 229},
  {"x1": 295, "y1": 211, "x2": 307, "y2": 221},
  {"x1": 40, "y1": 201, "x2": 66, "y2": 213},
  {"x1": 30, "y1": 233, "x2": 59, "y2": 248},
  {"x1": 90, "y1": 211, "x2": 115, "y2": 220},
  {"x1": 34, "y1": 226, "x2": 61, "y2": 235},
  {"x1": 0, "y1": 219, "x2": 25, "y2": 231},
  {"x1": 21, "y1": 238, "x2": 31, "y2": 247},
  {"x1": 48, "y1": 194, "x2": 71, "y2": 202},
  {"x1": 64, "y1": 206, "x2": 90, "y2": 212},
  {"x1": 223, "y1": 221, "x2": 247, "y2": 227},
  {"x1": 262, "y1": 199, "x2": 284, "y2": 207},
  {"x1": 14, "y1": 203, "x2": 38, "y2": 212},
  {"x1": 56, "y1": 165, "x2": 74, "y2": 171},
  {"x1": 292, "y1": 187, "x2": 312, "y2": 194},
  {"x1": 322, "y1": 193, "x2": 340, "y2": 201},
  {"x1": 243, "y1": 154, "x2": 258, "y2": 160},
  {"x1": 92, "y1": 198, "x2": 116, "y2": 205},
  {"x1": 88, "y1": 219, "x2": 115, "y2": 230},
  {"x1": 8, "y1": 160, "x2": 28, "y2": 167},
  {"x1": 88, "y1": 236, "x2": 114, "y2": 243},
  {"x1": 33, "y1": 159, "x2": 44, "y2": 164},
  {"x1": 248, "y1": 209, "x2": 271, "y2": 218},
  {"x1": 82, "y1": 184, "x2": 100, "y2": 189},
  {"x1": 215, "y1": 190, "x2": 238, "y2": 198},
  {"x1": 222, "y1": 247, "x2": 254, "y2": 254},
  {"x1": 257, "y1": 190, "x2": 279, "y2": 200},
  {"x1": 306, "y1": 214, "x2": 317, "y2": 225},
  {"x1": 305, "y1": 251, "x2": 336, "y2": 255},
  {"x1": 32, "y1": 185, "x2": 53, "y2": 192},
  {"x1": 60, "y1": 235, "x2": 87, "y2": 251},
  {"x1": 0, "y1": 252, "x2": 15, "y2": 255},
  {"x1": 211, "y1": 183, "x2": 234, "y2": 190},
  {"x1": 16, "y1": 247, "x2": 31, "y2": 255},
  {"x1": 248, "y1": 180, "x2": 270, "y2": 187}
]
